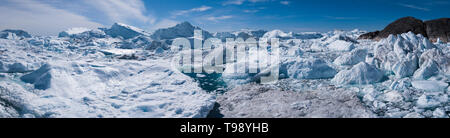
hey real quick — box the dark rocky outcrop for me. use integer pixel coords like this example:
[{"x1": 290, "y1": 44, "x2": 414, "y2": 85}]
[
  {"x1": 377, "y1": 17, "x2": 427, "y2": 38},
  {"x1": 424, "y1": 18, "x2": 450, "y2": 42},
  {"x1": 358, "y1": 31, "x2": 379, "y2": 39},
  {"x1": 359, "y1": 17, "x2": 450, "y2": 42}
]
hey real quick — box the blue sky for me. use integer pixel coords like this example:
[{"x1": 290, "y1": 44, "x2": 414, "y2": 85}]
[{"x1": 1, "y1": 0, "x2": 449, "y2": 35}]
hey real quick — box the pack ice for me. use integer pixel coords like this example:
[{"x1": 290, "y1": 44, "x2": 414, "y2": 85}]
[
  {"x1": 1, "y1": 21, "x2": 449, "y2": 118},
  {"x1": 214, "y1": 30, "x2": 449, "y2": 118}
]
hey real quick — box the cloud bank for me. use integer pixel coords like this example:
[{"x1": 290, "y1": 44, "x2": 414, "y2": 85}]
[{"x1": 0, "y1": 0, "x2": 102, "y2": 36}]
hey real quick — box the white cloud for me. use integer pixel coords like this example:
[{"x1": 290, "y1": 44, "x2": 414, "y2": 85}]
[
  {"x1": 173, "y1": 6, "x2": 212, "y2": 17},
  {"x1": 324, "y1": 16, "x2": 360, "y2": 20},
  {"x1": 243, "y1": 10, "x2": 259, "y2": 13},
  {"x1": 192, "y1": 6, "x2": 213, "y2": 12},
  {"x1": 223, "y1": 0, "x2": 246, "y2": 5},
  {"x1": 0, "y1": 0, "x2": 102, "y2": 36},
  {"x1": 280, "y1": 1, "x2": 290, "y2": 5},
  {"x1": 81, "y1": 0, "x2": 156, "y2": 24},
  {"x1": 398, "y1": 3, "x2": 430, "y2": 11},
  {"x1": 248, "y1": 0, "x2": 269, "y2": 3},
  {"x1": 223, "y1": 0, "x2": 269, "y2": 5},
  {"x1": 206, "y1": 15, "x2": 233, "y2": 21}
]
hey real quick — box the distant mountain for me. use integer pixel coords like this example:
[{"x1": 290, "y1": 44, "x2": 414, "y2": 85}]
[
  {"x1": 151, "y1": 21, "x2": 212, "y2": 40},
  {"x1": 359, "y1": 17, "x2": 450, "y2": 42},
  {"x1": 105, "y1": 23, "x2": 150, "y2": 39},
  {"x1": 425, "y1": 18, "x2": 450, "y2": 42}
]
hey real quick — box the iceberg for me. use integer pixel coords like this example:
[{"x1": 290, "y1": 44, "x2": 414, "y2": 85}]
[
  {"x1": 285, "y1": 58, "x2": 337, "y2": 79},
  {"x1": 315, "y1": 33, "x2": 359, "y2": 52},
  {"x1": 411, "y1": 80, "x2": 448, "y2": 92},
  {"x1": 327, "y1": 40, "x2": 355, "y2": 51},
  {"x1": 413, "y1": 60, "x2": 439, "y2": 80},
  {"x1": 106, "y1": 23, "x2": 150, "y2": 39},
  {"x1": 262, "y1": 30, "x2": 293, "y2": 40},
  {"x1": 332, "y1": 62, "x2": 385, "y2": 85},
  {"x1": 334, "y1": 48, "x2": 368, "y2": 66},
  {"x1": 20, "y1": 64, "x2": 52, "y2": 90},
  {"x1": 392, "y1": 53, "x2": 418, "y2": 78},
  {"x1": 0, "y1": 29, "x2": 32, "y2": 39},
  {"x1": 151, "y1": 22, "x2": 212, "y2": 40},
  {"x1": 59, "y1": 28, "x2": 106, "y2": 39},
  {"x1": 58, "y1": 27, "x2": 91, "y2": 37},
  {"x1": 374, "y1": 32, "x2": 438, "y2": 73}
]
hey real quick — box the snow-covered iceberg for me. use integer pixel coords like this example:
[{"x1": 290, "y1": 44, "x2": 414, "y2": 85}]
[
  {"x1": 106, "y1": 23, "x2": 150, "y2": 39},
  {"x1": 59, "y1": 28, "x2": 106, "y2": 38},
  {"x1": 285, "y1": 58, "x2": 337, "y2": 79},
  {"x1": 151, "y1": 22, "x2": 212, "y2": 40},
  {"x1": 262, "y1": 30, "x2": 293, "y2": 40},
  {"x1": 311, "y1": 33, "x2": 358, "y2": 52},
  {"x1": 0, "y1": 29, "x2": 32, "y2": 40},
  {"x1": 332, "y1": 62, "x2": 385, "y2": 85},
  {"x1": 334, "y1": 48, "x2": 368, "y2": 66}
]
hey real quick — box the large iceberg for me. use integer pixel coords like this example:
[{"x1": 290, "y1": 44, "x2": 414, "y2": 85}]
[
  {"x1": 106, "y1": 23, "x2": 150, "y2": 39},
  {"x1": 151, "y1": 22, "x2": 212, "y2": 40},
  {"x1": 285, "y1": 58, "x2": 337, "y2": 79},
  {"x1": 0, "y1": 29, "x2": 32, "y2": 40},
  {"x1": 262, "y1": 30, "x2": 293, "y2": 40},
  {"x1": 59, "y1": 28, "x2": 106, "y2": 39},
  {"x1": 373, "y1": 32, "x2": 436, "y2": 72},
  {"x1": 392, "y1": 53, "x2": 418, "y2": 78},
  {"x1": 311, "y1": 33, "x2": 358, "y2": 52},
  {"x1": 20, "y1": 64, "x2": 52, "y2": 90},
  {"x1": 334, "y1": 48, "x2": 368, "y2": 66},
  {"x1": 332, "y1": 62, "x2": 385, "y2": 85}
]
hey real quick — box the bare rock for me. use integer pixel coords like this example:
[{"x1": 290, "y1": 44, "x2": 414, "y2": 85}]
[{"x1": 424, "y1": 18, "x2": 450, "y2": 43}]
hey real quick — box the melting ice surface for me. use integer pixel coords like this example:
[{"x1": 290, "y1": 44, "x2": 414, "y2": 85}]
[{"x1": 0, "y1": 23, "x2": 449, "y2": 118}]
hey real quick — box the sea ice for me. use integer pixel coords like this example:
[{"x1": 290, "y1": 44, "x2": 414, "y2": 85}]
[{"x1": 411, "y1": 80, "x2": 448, "y2": 92}]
